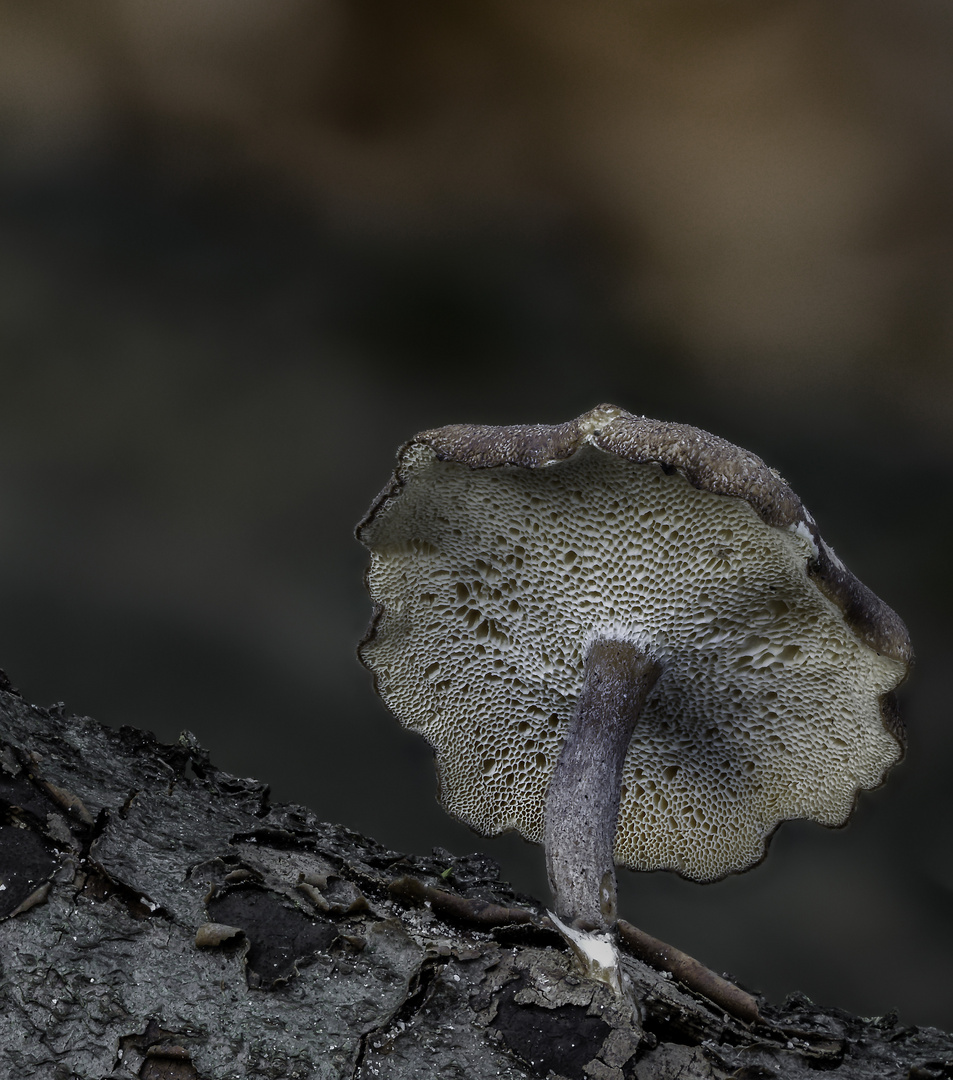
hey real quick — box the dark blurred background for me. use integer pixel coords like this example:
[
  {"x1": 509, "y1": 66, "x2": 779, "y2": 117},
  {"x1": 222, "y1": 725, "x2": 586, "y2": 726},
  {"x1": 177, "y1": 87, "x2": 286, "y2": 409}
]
[{"x1": 0, "y1": 0, "x2": 950, "y2": 1026}]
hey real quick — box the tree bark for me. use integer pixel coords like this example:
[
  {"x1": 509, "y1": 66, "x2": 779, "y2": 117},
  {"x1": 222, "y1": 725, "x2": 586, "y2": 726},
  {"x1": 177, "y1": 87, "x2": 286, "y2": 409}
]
[{"x1": 0, "y1": 675, "x2": 950, "y2": 1079}]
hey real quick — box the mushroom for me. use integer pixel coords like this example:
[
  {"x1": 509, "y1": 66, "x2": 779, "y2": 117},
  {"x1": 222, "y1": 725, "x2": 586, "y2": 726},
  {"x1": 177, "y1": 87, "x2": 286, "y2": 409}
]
[{"x1": 356, "y1": 405, "x2": 911, "y2": 944}]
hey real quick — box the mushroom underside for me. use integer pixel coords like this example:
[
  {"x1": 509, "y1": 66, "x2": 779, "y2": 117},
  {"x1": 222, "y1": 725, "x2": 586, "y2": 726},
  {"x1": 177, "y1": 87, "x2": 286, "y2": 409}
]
[{"x1": 360, "y1": 442, "x2": 907, "y2": 882}]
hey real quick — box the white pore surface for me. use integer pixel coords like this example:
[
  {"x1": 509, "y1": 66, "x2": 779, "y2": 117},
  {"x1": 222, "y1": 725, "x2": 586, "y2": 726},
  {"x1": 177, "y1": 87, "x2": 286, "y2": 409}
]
[{"x1": 362, "y1": 444, "x2": 906, "y2": 880}]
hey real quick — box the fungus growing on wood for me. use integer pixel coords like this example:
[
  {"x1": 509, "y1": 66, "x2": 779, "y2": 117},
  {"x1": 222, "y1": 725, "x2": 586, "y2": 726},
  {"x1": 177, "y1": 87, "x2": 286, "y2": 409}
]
[{"x1": 357, "y1": 405, "x2": 911, "y2": 940}]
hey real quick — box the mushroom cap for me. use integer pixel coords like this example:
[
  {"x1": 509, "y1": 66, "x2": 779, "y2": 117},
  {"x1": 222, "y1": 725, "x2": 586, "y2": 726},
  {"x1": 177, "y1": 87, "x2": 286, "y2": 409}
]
[{"x1": 357, "y1": 405, "x2": 911, "y2": 881}]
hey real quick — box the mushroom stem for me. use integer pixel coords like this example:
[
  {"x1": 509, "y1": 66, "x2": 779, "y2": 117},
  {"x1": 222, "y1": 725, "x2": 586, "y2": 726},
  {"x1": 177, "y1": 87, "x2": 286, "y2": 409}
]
[{"x1": 545, "y1": 637, "x2": 662, "y2": 931}]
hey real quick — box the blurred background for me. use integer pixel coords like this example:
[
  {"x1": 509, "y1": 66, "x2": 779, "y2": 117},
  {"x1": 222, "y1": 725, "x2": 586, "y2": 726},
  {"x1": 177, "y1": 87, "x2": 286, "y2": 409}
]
[{"x1": 0, "y1": 0, "x2": 950, "y2": 1027}]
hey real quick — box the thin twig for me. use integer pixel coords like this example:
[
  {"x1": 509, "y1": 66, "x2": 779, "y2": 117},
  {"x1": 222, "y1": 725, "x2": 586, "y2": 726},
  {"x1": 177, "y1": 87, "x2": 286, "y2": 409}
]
[
  {"x1": 617, "y1": 918, "x2": 760, "y2": 1024},
  {"x1": 388, "y1": 875, "x2": 537, "y2": 927}
]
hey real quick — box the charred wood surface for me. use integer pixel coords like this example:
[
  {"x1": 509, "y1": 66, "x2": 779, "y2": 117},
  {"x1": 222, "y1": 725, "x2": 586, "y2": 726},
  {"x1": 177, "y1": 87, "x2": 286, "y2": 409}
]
[{"x1": 0, "y1": 679, "x2": 950, "y2": 1079}]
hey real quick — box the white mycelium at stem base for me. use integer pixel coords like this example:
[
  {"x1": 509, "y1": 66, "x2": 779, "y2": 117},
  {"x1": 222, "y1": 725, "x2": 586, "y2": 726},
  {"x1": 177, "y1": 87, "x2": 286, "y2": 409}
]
[{"x1": 545, "y1": 637, "x2": 661, "y2": 931}]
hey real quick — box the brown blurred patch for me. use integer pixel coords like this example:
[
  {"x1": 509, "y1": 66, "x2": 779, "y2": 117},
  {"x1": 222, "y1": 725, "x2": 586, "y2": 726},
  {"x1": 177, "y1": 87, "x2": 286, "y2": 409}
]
[{"x1": 1, "y1": 0, "x2": 950, "y2": 434}]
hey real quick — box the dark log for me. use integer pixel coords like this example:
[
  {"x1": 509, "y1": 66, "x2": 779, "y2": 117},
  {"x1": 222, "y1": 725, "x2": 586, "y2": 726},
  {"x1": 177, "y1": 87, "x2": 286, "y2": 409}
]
[{"x1": 1, "y1": 678, "x2": 950, "y2": 1079}]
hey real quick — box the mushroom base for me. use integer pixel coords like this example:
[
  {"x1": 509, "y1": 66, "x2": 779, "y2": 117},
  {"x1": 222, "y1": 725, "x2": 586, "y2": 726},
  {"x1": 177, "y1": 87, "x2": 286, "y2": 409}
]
[{"x1": 544, "y1": 637, "x2": 662, "y2": 931}]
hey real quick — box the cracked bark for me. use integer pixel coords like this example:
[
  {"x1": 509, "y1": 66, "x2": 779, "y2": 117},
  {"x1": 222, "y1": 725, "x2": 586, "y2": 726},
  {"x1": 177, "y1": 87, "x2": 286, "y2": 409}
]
[{"x1": 1, "y1": 679, "x2": 951, "y2": 1080}]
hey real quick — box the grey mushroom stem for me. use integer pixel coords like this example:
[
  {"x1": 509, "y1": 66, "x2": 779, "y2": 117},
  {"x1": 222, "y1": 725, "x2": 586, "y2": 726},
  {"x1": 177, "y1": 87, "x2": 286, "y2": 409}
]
[{"x1": 544, "y1": 637, "x2": 662, "y2": 932}]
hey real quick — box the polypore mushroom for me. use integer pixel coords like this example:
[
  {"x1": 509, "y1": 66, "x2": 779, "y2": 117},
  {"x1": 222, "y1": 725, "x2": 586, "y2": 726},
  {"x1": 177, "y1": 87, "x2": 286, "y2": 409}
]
[{"x1": 357, "y1": 405, "x2": 911, "y2": 943}]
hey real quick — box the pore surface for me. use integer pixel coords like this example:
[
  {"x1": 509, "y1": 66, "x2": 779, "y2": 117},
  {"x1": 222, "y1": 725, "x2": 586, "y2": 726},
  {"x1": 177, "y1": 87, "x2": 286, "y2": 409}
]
[{"x1": 362, "y1": 444, "x2": 905, "y2": 880}]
